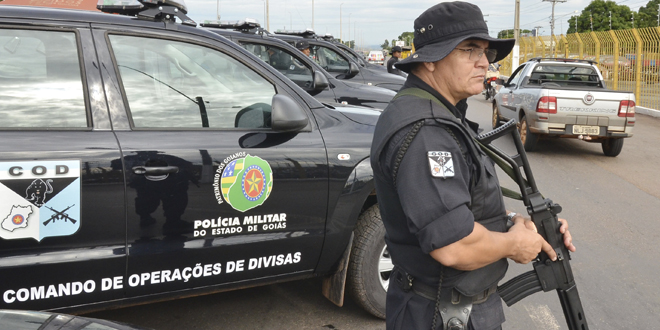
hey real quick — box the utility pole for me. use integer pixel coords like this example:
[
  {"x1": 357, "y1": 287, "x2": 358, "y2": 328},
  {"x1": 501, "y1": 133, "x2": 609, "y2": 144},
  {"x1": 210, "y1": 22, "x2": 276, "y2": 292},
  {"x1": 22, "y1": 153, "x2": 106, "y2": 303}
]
[
  {"x1": 544, "y1": 0, "x2": 567, "y2": 57},
  {"x1": 590, "y1": 13, "x2": 593, "y2": 31},
  {"x1": 512, "y1": 0, "x2": 520, "y2": 68},
  {"x1": 574, "y1": 16, "x2": 577, "y2": 32},
  {"x1": 266, "y1": 0, "x2": 269, "y2": 31},
  {"x1": 535, "y1": 25, "x2": 543, "y2": 36},
  {"x1": 610, "y1": 11, "x2": 612, "y2": 30},
  {"x1": 348, "y1": 13, "x2": 352, "y2": 46},
  {"x1": 632, "y1": 13, "x2": 635, "y2": 28},
  {"x1": 216, "y1": 0, "x2": 220, "y2": 20},
  {"x1": 340, "y1": 3, "x2": 344, "y2": 43}
]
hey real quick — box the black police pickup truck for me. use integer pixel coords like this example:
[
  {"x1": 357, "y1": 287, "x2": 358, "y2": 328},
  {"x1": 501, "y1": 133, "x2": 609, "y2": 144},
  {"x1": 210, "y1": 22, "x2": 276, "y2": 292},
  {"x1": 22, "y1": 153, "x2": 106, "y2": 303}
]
[
  {"x1": 272, "y1": 30, "x2": 405, "y2": 92},
  {"x1": 0, "y1": 0, "x2": 388, "y2": 319},
  {"x1": 201, "y1": 20, "x2": 396, "y2": 110}
]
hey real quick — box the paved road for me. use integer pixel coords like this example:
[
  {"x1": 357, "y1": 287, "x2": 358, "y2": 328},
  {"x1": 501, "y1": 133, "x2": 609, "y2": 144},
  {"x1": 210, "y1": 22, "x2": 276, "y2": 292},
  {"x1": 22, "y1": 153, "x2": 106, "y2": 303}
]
[{"x1": 87, "y1": 96, "x2": 660, "y2": 329}]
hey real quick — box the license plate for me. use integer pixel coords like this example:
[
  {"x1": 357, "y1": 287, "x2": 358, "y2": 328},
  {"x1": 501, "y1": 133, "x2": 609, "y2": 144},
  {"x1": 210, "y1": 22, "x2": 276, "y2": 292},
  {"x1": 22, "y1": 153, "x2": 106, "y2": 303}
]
[
  {"x1": 572, "y1": 125, "x2": 600, "y2": 135},
  {"x1": 490, "y1": 81, "x2": 497, "y2": 86}
]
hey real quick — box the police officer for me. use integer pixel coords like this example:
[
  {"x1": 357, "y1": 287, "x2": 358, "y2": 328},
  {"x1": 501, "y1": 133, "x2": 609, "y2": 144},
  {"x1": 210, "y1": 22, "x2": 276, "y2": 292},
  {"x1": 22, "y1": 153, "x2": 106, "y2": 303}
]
[
  {"x1": 370, "y1": 2, "x2": 576, "y2": 329},
  {"x1": 387, "y1": 46, "x2": 406, "y2": 77},
  {"x1": 295, "y1": 40, "x2": 313, "y2": 60}
]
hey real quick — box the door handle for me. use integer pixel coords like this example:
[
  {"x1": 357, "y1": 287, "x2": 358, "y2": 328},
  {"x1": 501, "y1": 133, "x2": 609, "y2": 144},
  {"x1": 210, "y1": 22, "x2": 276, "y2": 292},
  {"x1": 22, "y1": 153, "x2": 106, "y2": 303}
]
[{"x1": 132, "y1": 166, "x2": 179, "y2": 175}]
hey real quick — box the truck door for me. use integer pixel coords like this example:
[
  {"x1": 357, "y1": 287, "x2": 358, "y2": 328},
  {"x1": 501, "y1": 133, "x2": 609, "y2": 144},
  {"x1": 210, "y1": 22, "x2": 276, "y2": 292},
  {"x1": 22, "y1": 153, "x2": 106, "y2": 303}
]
[
  {"x1": 238, "y1": 40, "x2": 339, "y2": 105},
  {"x1": 499, "y1": 64, "x2": 527, "y2": 120},
  {"x1": 94, "y1": 28, "x2": 329, "y2": 298},
  {"x1": 0, "y1": 24, "x2": 126, "y2": 310}
]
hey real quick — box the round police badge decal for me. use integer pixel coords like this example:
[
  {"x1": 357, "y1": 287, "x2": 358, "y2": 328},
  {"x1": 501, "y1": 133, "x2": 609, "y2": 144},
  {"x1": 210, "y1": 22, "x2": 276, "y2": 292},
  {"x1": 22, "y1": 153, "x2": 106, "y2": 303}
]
[{"x1": 214, "y1": 153, "x2": 273, "y2": 212}]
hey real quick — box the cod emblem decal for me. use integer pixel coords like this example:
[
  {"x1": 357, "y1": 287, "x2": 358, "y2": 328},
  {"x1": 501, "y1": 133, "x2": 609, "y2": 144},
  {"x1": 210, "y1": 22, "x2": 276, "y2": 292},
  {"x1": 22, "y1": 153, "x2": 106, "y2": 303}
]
[
  {"x1": 219, "y1": 154, "x2": 273, "y2": 212},
  {"x1": 0, "y1": 160, "x2": 81, "y2": 242}
]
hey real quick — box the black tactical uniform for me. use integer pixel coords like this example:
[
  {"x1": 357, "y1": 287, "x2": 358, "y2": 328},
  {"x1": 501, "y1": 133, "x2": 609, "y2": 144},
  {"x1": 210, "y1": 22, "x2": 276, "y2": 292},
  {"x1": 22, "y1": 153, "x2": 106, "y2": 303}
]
[
  {"x1": 387, "y1": 56, "x2": 405, "y2": 77},
  {"x1": 387, "y1": 46, "x2": 406, "y2": 77},
  {"x1": 371, "y1": 74, "x2": 509, "y2": 330}
]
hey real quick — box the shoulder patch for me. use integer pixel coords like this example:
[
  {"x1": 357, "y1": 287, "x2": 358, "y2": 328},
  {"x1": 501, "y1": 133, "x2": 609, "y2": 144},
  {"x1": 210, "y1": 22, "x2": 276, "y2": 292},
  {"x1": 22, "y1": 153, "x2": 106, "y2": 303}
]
[{"x1": 427, "y1": 151, "x2": 454, "y2": 178}]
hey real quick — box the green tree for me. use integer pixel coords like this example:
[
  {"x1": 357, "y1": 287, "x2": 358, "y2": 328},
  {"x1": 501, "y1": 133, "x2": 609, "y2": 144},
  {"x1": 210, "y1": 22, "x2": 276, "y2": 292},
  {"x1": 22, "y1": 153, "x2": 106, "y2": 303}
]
[
  {"x1": 637, "y1": 0, "x2": 660, "y2": 28},
  {"x1": 397, "y1": 31, "x2": 414, "y2": 46},
  {"x1": 381, "y1": 39, "x2": 390, "y2": 50},
  {"x1": 567, "y1": 0, "x2": 632, "y2": 33},
  {"x1": 497, "y1": 29, "x2": 530, "y2": 39}
]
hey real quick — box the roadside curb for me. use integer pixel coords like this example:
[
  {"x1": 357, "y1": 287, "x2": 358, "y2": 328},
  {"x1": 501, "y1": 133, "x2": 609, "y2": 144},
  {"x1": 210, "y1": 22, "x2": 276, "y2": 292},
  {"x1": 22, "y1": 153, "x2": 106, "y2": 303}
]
[{"x1": 637, "y1": 106, "x2": 660, "y2": 118}]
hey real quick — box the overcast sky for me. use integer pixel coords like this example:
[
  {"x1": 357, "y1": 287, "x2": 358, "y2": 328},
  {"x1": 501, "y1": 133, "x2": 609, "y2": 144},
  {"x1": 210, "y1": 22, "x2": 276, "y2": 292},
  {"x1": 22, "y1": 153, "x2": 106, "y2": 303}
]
[{"x1": 186, "y1": 0, "x2": 651, "y2": 48}]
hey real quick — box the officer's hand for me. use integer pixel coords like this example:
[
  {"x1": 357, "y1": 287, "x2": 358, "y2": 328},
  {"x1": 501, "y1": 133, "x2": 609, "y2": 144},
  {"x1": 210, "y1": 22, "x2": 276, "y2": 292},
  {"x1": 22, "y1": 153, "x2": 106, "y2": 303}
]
[
  {"x1": 525, "y1": 217, "x2": 576, "y2": 252},
  {"x1": 508, "y1": 218, "x2": 557, "y2": 264},
  {"x1": 558, "y1": 217, "x2": 576, "y2": 252}
]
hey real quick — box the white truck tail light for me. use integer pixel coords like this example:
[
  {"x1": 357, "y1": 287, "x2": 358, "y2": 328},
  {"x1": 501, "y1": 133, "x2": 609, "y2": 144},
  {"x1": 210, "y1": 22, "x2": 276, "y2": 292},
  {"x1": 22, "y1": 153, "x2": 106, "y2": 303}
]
[
  {"x1": 536, "y1": 96, "x2": 557, "y2": 114},
  {"x1": 618, "y1": 100, "x2": 635, "y2": 117}
]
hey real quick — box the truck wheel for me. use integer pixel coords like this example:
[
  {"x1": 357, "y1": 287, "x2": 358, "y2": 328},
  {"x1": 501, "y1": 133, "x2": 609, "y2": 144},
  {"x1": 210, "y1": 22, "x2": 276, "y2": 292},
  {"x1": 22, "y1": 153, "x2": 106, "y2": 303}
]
[
  {"x1": 347, "y1": 204, "x2": 388, "y2": 319},
  {"x1": 519, "y1": 115, "x2": 538, "y2": 151},
  {"x1": 602, "y1": 138, "x2": 624, "y2": 157},
  {"x1": 492, "y1": 103, "x2": 501, "y2": 129}
]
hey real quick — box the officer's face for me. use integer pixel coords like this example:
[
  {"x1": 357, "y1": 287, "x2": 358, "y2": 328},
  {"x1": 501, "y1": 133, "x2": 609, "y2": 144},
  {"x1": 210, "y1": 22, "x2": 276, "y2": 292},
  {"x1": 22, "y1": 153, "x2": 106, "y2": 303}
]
[
  {"x1": 393, "y1": 51, "x2": 402, "y2": 58},
  {"x1": 302, "y1": 48, "x2": 311, "y2": 56},
  {"x1": 430, "y1": 39, "x2": 489, "y2": 104}
]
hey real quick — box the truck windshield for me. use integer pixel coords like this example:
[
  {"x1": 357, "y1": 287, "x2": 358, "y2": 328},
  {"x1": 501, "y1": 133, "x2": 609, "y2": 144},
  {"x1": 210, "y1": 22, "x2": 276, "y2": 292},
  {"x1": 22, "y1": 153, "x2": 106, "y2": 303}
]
[{"x1": 528, "y1": 64, "x2": 601, "y2": 87}]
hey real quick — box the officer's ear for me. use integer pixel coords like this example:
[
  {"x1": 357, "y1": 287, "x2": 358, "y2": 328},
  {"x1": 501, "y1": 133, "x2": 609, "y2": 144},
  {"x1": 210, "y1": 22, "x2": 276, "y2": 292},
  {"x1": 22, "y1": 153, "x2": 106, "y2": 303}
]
[{"x1": 422, "y1": 62, "x2": 436, "y2": 73}]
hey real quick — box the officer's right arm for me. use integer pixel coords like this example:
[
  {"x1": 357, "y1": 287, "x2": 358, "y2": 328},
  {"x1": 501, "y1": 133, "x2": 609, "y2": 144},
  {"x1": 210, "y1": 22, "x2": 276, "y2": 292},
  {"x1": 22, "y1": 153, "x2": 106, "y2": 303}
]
[
  {"x1": 391, "y1": 123, "x2": 557, "y2": 270},
  {"x1": 430, "y1": 219, "x2": 557, "y2": 270}
]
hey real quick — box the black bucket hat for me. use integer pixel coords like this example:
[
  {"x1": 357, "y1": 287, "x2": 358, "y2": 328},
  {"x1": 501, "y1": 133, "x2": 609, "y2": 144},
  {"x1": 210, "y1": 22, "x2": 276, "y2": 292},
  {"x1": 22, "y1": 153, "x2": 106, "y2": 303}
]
[
  {"x1": 295, "y1": 40, "x2": 310, "y2": 50},
  {"x1": 390, "y1": 46, "x2": 402, "y2": 55},
  {"x1": 395, "y1": 1, "x2": 515, "y2": 73}
]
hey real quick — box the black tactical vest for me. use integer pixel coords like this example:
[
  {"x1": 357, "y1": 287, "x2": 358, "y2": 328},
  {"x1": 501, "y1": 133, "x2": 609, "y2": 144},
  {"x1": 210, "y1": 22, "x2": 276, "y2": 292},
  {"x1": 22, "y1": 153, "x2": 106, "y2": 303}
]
[{"x1": 371, "y1": 88, "x2": 508, "y2": 296}]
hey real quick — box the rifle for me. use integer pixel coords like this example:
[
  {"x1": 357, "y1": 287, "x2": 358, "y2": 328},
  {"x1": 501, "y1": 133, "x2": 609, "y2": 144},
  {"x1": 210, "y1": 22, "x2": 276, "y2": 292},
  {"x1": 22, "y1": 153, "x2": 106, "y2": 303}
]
[{"x1": 475, "y1": 119, "x2": 589, "y2": 330}]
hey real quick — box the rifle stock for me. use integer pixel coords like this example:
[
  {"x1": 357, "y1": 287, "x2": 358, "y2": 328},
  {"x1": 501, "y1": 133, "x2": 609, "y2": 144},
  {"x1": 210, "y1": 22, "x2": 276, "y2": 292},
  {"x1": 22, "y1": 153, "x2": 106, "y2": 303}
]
[{"x1": 476, "y1": 120, "x2": 589, "y2": 330}]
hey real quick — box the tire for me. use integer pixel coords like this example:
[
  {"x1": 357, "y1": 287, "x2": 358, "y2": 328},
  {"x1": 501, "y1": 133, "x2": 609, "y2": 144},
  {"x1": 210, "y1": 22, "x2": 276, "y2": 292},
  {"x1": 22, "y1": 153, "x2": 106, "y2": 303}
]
[
  {"x1": 602, "y1": 138, "x2": 624, "y2": 157},
  {"x1": 519, "y1": 115, "x2": 539, "y2": 151},
  {"x1": 347, "y1": 204, "x2": 389, "y2": 319},
  {"x1": 492, "y1": 102, "x2": 501, "y2": 129}
]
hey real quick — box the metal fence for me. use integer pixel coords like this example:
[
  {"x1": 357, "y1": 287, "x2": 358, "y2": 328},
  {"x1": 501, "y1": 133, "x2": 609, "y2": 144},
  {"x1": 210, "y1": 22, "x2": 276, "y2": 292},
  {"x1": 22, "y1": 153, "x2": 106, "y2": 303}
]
[{"x1": 499, "y1": 27, "x2": 660, "y2": 110}]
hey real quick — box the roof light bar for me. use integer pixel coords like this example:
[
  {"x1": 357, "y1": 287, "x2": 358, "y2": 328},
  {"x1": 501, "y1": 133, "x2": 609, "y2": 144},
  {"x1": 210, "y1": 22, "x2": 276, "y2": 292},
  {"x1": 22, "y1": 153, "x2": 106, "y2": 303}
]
[
  {"x1": 97, "y1": 0, "x2": 195, "y2": 26},
  {"x1": 275, "y1": 28, "x2": 316, "y2": 37},
  {"x1": 96, "y1": 0, "x2": 144, "y2": 15},
  {"x1": 201, "y1": 18, "x2": 260, "y2": 30}
]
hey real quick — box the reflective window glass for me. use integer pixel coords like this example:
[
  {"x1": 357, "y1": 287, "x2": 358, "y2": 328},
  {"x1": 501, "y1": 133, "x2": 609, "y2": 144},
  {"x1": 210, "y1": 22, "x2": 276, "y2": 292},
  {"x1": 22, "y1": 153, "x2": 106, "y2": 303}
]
[
  {"x1": 0, "y1": 29, "x2": 87, "y2": 128},
  {"x1": 312, "y1": 46, "x2": 349, "y2": 74},
  {"x1": 109, "y1": 35, "x2": 276, "y2": 129},
  {"x1": 240, "y1": 42, "x2": 314, "y2": 90}
]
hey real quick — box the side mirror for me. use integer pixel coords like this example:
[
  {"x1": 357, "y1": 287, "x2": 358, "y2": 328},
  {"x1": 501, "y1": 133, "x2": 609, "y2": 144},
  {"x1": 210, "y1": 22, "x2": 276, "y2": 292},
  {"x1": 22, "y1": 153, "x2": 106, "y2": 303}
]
[
  {"x1": 347, "y1": 62, "x2": 360, "y2": 77},
  {"x1": 271, "y1": 94, "x2": 309, "y2": 132},
  {"x1": 312, "y1": 70, "x2": 330, "y2": 91}
]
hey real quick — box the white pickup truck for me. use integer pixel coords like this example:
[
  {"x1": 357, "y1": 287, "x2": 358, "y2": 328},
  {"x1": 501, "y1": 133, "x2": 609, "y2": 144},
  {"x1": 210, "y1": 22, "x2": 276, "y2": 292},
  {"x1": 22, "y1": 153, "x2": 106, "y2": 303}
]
[{"x1": 492, "y1": 58, "x2": 635, "y2": 157}]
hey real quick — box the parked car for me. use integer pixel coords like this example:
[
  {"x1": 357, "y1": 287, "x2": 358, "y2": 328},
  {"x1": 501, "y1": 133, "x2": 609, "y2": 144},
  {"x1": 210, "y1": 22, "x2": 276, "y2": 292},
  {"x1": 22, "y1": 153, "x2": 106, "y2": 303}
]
[
  {"x1": 200, "y1": 20, "x2": 395, "y2": 110},
  {"x1": 493, "y1": 57, "x2": 635, "y2": 156},
  {"x1": 272, "y1": 30, "x2": 405, "y2": 91},
  {"x1": 0, "y1": 0, "x2": 388, "y2": 319},
  {"x1": 322, "y1": 36, "x2": 387, "y2": 72},
  {"x1": 367, "y1": 50, "x2": 385, "y2": 65}
]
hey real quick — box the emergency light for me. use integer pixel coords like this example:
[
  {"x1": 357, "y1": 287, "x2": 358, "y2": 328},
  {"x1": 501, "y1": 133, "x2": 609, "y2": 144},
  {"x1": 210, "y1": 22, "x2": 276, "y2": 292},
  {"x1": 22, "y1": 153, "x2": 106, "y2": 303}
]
[
  {"x1": 275, "y1": 28, "x2": 316, "y2": 38},
  {"x1": 201, "y1": 18, "x2": 260, "y2": 31},
  {"x1": 96, "y1": 0, "x2": 195, "y2": 26}
]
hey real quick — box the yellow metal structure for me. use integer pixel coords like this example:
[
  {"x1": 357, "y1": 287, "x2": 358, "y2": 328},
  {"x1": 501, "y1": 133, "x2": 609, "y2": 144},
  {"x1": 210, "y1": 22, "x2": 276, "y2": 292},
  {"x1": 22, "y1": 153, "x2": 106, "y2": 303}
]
[{"x1": 497, "y1": 27, "x2": 660, "y2": 109}]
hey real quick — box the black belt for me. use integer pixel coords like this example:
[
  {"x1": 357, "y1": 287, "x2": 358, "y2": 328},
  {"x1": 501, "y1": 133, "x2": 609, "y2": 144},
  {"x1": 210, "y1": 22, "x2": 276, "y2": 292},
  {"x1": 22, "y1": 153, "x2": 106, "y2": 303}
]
[{"x1": 393, "y1": 268, "x2": 496, "y2": 305}]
